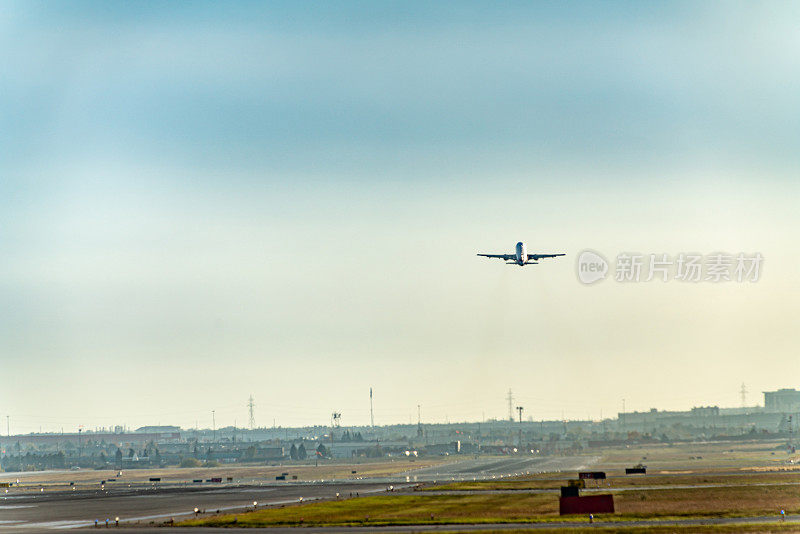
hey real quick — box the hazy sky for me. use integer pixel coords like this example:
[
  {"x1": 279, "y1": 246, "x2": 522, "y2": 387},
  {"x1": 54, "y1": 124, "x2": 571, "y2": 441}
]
[{"x1": 2, "y1": 1, "x2": 799, "y2": 432}]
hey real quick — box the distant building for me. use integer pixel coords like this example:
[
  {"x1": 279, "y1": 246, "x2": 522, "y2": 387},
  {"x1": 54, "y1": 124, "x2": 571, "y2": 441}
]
[
  {"x1": 764, "y1": 389, "x2": 800, "y2": 413},
  {"x1": 690, "y1": 406, "x2": 720, "y2": 417},
  {"x1": 135, "y1": 426, "x2": 181, "y2": 433}
]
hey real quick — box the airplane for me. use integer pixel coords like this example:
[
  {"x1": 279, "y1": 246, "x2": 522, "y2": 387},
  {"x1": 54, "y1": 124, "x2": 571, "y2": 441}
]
[{"x1": 477, "y1": 242, "x2": 565, "y2": 266}]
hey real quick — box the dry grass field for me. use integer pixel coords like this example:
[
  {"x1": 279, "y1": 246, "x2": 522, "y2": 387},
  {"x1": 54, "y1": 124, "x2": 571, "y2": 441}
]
[
  {"x1": 430, "y1": 471, "x2": 800, "y2": 492},
  {"x1": 615, "y1": 485, "x2": 800, "y2": 517},
  {"x1": 597, "y1": 440, "x2": 800, "y2": 471},
  {"x1": 478, "y1": 526, "x2": 800, "y2": 533},
  {"x1": 180, "y1": 494, "x2": 558, "y2": 527},
  {"x1": 180, "y1": 484, "x2": 800, "y2": 527}
]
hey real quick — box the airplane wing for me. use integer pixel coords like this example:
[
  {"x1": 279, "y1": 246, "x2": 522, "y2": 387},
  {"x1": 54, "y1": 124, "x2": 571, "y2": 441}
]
[
  {"x1": 477, "y1": 253, "x2": 516, "y2": 261},
  {"x1": 528, "y1": 253, "x2": 566, "y2": 260}
]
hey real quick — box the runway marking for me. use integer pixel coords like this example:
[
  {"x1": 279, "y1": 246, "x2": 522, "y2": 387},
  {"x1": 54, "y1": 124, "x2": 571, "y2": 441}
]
[{"x1": 6, "y1": 520, "x2": 90, "y2": 529}]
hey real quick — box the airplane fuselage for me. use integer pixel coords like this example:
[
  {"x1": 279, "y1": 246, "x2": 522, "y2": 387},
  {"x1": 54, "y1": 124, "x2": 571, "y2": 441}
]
[{"x1": 515, "y1": 241, "x2": 527, "y2": 266}]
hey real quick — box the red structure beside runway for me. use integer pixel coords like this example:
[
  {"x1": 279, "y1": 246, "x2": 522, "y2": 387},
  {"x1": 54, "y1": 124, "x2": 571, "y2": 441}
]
[{"x1": 559, "y1": 494, "x2": 615, "y2": 515}]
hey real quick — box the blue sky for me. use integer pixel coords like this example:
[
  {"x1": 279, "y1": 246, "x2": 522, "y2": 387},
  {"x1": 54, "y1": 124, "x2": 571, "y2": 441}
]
[{"x1": 1, "y1": 1, "x2": 799, "y2": 431}]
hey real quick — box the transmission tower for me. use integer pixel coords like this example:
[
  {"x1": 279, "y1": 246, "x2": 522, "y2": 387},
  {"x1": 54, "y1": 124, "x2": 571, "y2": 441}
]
[
  {"x1": 248, "y1": 395, "x2": 256, "y2": 429},
  {"x1": 507, "y1": 389, "x2": 514, "y2": 422},
  {"x1": 417, "y1": 404, "x2": 423, "y2": 438},
  {"x1": 740, "y1": 383, "x2": 747, "y2": 408}
]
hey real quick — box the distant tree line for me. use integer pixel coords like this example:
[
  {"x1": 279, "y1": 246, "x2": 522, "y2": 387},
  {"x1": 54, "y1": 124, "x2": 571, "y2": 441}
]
[
  {"x1": 338, "y1": 430, "x2": 364, "y2": 442},
  {"x1": 289, "y1": 443, "x2": 307, "y2": 460},
  {"x1": 1, "y1": 451, "x2": 66, "y2": 471}
]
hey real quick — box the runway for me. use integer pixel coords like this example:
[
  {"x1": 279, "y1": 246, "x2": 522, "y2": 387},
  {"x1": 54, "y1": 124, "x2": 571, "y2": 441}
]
[
  {"x1": 0, "y1": 455, "x2": 598, "y2": 531},
  {"x1": 0, "y1": 481, "x2": 399, "y2": 530}
]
